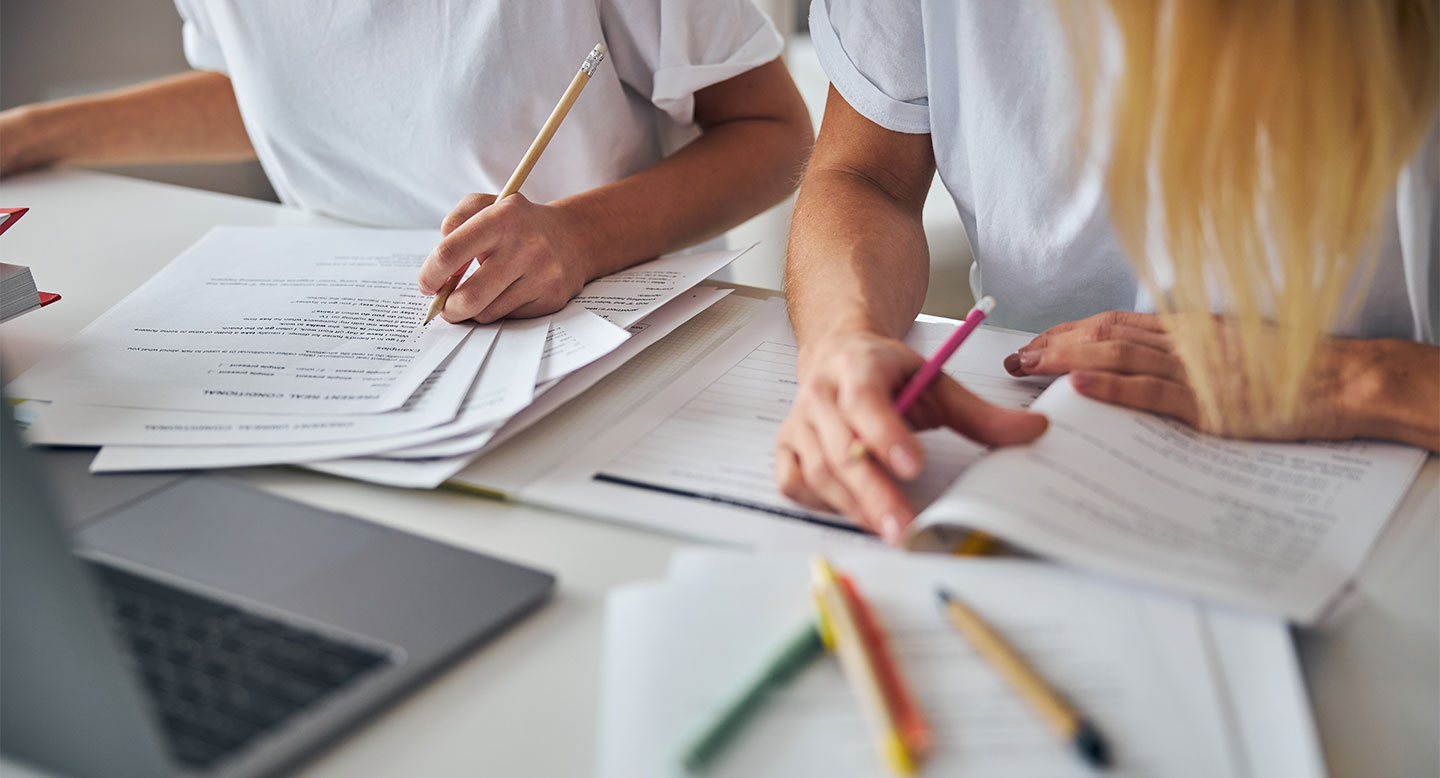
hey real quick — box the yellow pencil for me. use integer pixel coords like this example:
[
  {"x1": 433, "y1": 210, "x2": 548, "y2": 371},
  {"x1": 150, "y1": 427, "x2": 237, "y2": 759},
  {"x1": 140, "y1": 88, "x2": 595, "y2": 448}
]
[
  {"x1": 936, "y1": 587, "x2": 1112, "y2": 769},
  {"x1": 811, "y1": 557, "x2": 917, "y2": 776},
  {"x1": 423, "y1": 43, "x2": 607, "y2": 325}
]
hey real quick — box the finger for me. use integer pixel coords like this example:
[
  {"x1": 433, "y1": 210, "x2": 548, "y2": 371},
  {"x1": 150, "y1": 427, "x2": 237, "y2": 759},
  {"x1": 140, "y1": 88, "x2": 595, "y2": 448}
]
[
  {"x1": 1060, "y1": 310, "x2": 1168, "y2": 335},
  {"x1": 441, "y1": 193, "x2": 498, "y2": 237},
  {"x1": 419, "y1": 205, "x2": 512, "y2": 294},
  {"x1": 791, "y1": 421, "x2": 864, "y2": 526},
  {"x1": 441, "y1": 256, "x2": 523, "y2": 322},
  {"x1": 810, "y1": 402, "x2": 914, "y2": 543},
  {"x1": 1011, "y1": 339, "x2": 1186, "y2": 381},
  {"x1": 1018, "y1": 321, "x2": 1173, "y2": 358},
  {"x1": 471, "y1": 278, "x2": 540, "y2": 324},
  {"x1": 506, "y1": 296, "x2": 578, "y2": 319},
  {"x1": 928, "y1": 375, "x2": 1049, "y2": 446},
  {"x1": 1070, "y1": 370, "x2": 1201, "y2": 426},
  {"x1": 835, "y1": 381, "x2": 925, "y2": 481},
  {"x1": 776, "y1": 443, "x2": 829, "y2": 512},
  {"x1": 1009, "y1": 324, "x2": 1174, "y2": 377}
]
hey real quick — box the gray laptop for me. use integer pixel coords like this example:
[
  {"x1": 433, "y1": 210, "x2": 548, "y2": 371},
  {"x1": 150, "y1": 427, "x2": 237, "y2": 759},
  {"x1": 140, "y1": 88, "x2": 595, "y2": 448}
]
[{"x1": 0, "y1": 402, "x2": 555, "y2": 778}]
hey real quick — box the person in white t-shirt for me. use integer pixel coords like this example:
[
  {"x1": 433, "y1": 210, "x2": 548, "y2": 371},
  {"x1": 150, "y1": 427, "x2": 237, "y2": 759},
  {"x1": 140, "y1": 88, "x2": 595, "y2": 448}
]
[
  {"x1": 0, "y1": 1, "x2": 812, "y2": 323},
  {"x1": 779, "y1": 0, "x2": 1438, "y2": 543}
]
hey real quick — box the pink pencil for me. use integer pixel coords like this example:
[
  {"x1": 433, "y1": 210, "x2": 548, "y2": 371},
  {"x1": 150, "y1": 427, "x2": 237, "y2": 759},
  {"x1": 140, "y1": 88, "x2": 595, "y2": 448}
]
[
  {"x1": 894, "y1": 296, "x2": 995, "y2": 413},
  {"x1": 849, "y1": 296, "x2": 996, "y2": 461}
]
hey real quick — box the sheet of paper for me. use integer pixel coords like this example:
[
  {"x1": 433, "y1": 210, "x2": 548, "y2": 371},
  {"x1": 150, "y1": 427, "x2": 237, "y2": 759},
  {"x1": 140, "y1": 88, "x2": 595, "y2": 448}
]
[
  {"x1": 658, "y1": 550, "x2": 1325, "y2": 778},
  {"x1": 573, "y1": 247, "x2": 748, "y2": 328},
  {"x1": 24, "y1": 326, "x2": 498, "y2": 446},
  {"x1": 523, "y1": 307, "x2": 1049, "y2": 548},
  {"x1": 914, "y1": 378, "x2": 1428, "y2": 622},
  {"x1": 381, "y1": 287, "x2": 735, "y2": 460},
  {"x1": 88, "y1": 315, "x2": 548, "y2": 471},
  {"x1": 535, "y1": 302, "x2": 630, "y2": 383},
  {"x1": 10, "y1": 226, "x2": 470, "y2": 413},
  {"x1": 305, "y1": 287, "x2": 742, "y2": 489},
  {"x1": 598, "y1": 551, "x2": 1251, "y2": 778}
]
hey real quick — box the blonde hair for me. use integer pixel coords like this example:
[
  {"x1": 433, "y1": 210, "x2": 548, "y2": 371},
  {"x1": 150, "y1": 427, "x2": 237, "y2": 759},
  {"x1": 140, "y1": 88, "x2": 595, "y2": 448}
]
[{"x1": 1070, "y1": 0, "x2": 1438, "y2": 433}]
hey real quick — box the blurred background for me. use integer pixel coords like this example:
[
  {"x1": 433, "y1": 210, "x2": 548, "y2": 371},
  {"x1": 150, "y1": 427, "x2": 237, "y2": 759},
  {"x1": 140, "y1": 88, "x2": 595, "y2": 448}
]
[{"x1": 0, "y1": 0, "x2": 974, "y2": 316}]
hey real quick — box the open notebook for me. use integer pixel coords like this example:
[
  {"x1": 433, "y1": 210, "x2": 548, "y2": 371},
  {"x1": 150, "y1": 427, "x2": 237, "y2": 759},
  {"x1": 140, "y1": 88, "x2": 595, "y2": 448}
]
[
  {"x1": 597, "y1": 549, "x2": 1325, "y2": 778},
  {"x1": 527, "y1": 306, "x2": 1426, "y2": 623}
]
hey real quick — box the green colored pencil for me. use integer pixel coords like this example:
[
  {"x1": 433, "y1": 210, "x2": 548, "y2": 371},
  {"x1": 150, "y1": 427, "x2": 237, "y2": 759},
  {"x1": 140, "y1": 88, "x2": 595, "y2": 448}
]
[{"x1": 678, "y1": 619, "x2": 826, "y2": 772}]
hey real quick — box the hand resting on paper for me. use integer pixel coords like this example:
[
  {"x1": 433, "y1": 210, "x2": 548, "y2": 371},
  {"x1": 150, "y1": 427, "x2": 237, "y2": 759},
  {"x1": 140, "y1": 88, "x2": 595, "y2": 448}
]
[
  {"x1": 418, "y1": 192, "x2": 592, "y2": 323},
  {"x1": 1004, "y1": 310, "x2": 1440, "y2": 451},
  {"x1": 776, "y1": 331, "x2": 1048, "y2": 545}
]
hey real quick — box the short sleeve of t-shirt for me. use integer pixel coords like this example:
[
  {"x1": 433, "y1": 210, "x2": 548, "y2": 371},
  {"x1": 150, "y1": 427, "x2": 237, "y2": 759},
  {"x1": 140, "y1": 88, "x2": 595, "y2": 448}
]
[
  {"x1": 173, "y1": 0, "x2": 229, "y2": 73},
  {"x1": 809, "y1": 0, "x2": 930, "y2": 133},
  {"x1": 599, "y1": 0, "x2": 784, "y2": 125}
]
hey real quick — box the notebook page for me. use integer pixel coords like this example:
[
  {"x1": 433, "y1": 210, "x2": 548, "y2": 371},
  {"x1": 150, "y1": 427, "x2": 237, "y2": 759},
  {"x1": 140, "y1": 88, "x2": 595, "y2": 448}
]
[
  {"x1": 598, "y1": 553, "x2": 1242, "y2": 778},
  {"x1": 914, "y1": 377, "x2": 1427, "y2": 622},
  {"x1": 525, "y1": 308, "x2": 1047, "y2": 546},
  {"x1": 666, "y1": 550, "x2": 1326, "y2": 778}
]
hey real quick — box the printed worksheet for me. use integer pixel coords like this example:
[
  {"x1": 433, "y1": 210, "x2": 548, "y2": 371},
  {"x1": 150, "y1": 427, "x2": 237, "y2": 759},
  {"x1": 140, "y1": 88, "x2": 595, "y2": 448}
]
[
  {"x1": 90, "y1": 316, "x2": 549, "y2": 471},
  {"x1": 533, "y1": 248, "x2": 746, "y2": 382},
  {"x1": 307, "y1": 288, "x2": 745, "y2": 489},
  {"x1": 536, "y1": 303, "x2": 630, "y2": 383},
  {"x1": 10, "y1": 227, "x2": 469, "y2": 414},
  {"x1": 25, "y1": 326, "x2": 497, "y2": 446},
  {"x1": 572, "y1": 247, "x2": 748, "y2": 328}
]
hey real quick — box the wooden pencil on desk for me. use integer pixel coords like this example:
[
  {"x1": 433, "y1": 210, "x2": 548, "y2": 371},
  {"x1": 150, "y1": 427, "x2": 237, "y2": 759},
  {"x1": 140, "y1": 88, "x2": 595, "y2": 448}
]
[
  {"x1": 936, "y1": 587, "x2": 1112, "y2": 769},
  {"x1": 423, "y1": 43, "x2": 607, "y2": 325}
]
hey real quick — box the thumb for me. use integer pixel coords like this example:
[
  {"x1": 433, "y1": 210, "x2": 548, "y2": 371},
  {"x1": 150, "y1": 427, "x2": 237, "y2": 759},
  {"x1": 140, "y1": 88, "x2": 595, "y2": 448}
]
[{"x1": 928, "y1": 375, "x2": 1048, "y2": 447}]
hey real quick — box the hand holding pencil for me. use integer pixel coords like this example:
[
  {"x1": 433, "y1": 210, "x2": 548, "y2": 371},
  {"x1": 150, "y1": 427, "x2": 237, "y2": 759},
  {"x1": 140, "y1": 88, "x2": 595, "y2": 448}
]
[
  {"x1": 775, "y1": 299, "x2": 1048, "y2": 544},
  {"x1": 419, "y1": 43, "x2": 606, "y2": 325}
]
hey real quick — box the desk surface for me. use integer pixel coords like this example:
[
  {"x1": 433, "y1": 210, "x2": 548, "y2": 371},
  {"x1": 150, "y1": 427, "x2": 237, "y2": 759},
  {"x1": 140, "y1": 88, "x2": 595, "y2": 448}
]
[{"x1": 1, "y1": 169, "x2": 1435, "y2": 778}]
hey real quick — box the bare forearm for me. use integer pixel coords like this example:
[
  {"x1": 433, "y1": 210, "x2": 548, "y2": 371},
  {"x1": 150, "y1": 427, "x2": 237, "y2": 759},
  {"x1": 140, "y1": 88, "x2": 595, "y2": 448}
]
[
  {"x1": 551, "y1": 59, "x2": 812, "y2": 281},
  {"x1": 785, "y1": 166, "x2": 931, "y2": 351},
  {"x1": 552, "y1": 115, "x2": 808, "y2": 278},
  {"x1": 1345, "y1": 339, "x2": 1440, "y2": 451},
  {"x1": 3, "y1": 71, "x2": 254, "y2": 172}
]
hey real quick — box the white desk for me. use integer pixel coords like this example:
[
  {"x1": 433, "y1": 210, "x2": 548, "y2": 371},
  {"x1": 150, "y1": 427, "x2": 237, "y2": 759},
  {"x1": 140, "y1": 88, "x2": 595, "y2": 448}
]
[{"x1": 2, "y1": 169, "x2": 1435, "y2": 777}]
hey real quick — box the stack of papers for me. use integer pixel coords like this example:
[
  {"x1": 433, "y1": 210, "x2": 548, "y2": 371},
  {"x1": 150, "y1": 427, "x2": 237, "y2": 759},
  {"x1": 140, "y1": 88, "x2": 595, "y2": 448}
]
[
  {"x1": 13, "y1": 226, "x2": 745, "y2": 477},
  {"x1": 598, "y1": 549, "x2": 1327, "y2": 778}
]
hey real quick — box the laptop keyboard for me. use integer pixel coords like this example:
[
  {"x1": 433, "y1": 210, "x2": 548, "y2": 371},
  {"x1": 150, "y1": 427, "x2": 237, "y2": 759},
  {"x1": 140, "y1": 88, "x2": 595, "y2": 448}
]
[{"x1": 87, "y1": 560, "x2": 393, "y2": 771}]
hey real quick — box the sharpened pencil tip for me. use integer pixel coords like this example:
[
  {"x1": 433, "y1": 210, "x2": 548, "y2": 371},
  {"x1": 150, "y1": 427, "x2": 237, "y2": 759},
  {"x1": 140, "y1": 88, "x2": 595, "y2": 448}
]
[{"x1": 935, "y1": 587, "x2": 953, "y2": 604}]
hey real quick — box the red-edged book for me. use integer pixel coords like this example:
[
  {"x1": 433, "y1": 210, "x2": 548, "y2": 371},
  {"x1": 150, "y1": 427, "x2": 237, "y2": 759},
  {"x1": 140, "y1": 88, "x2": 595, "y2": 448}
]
[{"x1": 1, "y1": 208, "x2": 61, "y2": 321}]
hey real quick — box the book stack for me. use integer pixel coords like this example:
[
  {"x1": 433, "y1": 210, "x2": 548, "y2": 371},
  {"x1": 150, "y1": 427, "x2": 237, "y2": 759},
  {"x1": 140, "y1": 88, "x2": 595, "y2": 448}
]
[{"x1": 0, "y1": 208, "x2": 60, "y2": 323}]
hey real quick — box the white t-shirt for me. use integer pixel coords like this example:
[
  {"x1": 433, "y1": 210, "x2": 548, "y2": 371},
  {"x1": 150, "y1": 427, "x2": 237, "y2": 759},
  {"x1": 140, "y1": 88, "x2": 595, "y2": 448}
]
[
  {"x1": 174, "y1": 1, "x2": 784, "y2": 229},
  {"x1": 811, "y1": 0, "x2": 1438, "y2": 342}
]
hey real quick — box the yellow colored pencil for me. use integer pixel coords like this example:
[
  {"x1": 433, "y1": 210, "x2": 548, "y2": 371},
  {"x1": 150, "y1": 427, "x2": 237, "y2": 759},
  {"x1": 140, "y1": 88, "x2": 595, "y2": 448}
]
[
  {"x1": 811, "y1": 557, "x2": 917, "y2": 776},
  {"x1": 936, "y1": 587, "x2": 1112, "y2": 768}
]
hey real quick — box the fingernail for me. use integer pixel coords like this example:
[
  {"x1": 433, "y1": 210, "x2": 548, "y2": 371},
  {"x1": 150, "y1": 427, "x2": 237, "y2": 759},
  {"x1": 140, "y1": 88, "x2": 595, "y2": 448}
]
[
  {"x1": 1003, "y1": 352, "x2": 1023, "y2": 375},
  {"x1": 890, "y1": 445, "x2": 919, "y2": 479},
  {"x1": 881, "y1": 514, "x2": 904, "y2": 545},
  {"x1": 1019, "y1": 350, "x2": 1040, "y2": 369},
  {"x1": 1072, "y1": 370, "x2": 1092, "y2": 388}
]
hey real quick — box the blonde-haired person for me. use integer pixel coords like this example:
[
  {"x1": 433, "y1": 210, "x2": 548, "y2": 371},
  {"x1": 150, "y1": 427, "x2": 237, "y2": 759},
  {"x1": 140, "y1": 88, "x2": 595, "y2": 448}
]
[
  {"x1": 780, "y1": 0, "x2": 1437, "y2": 544},
  {"x1": 0, "y1": 1, "x2": 812, "y2": 323}
]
